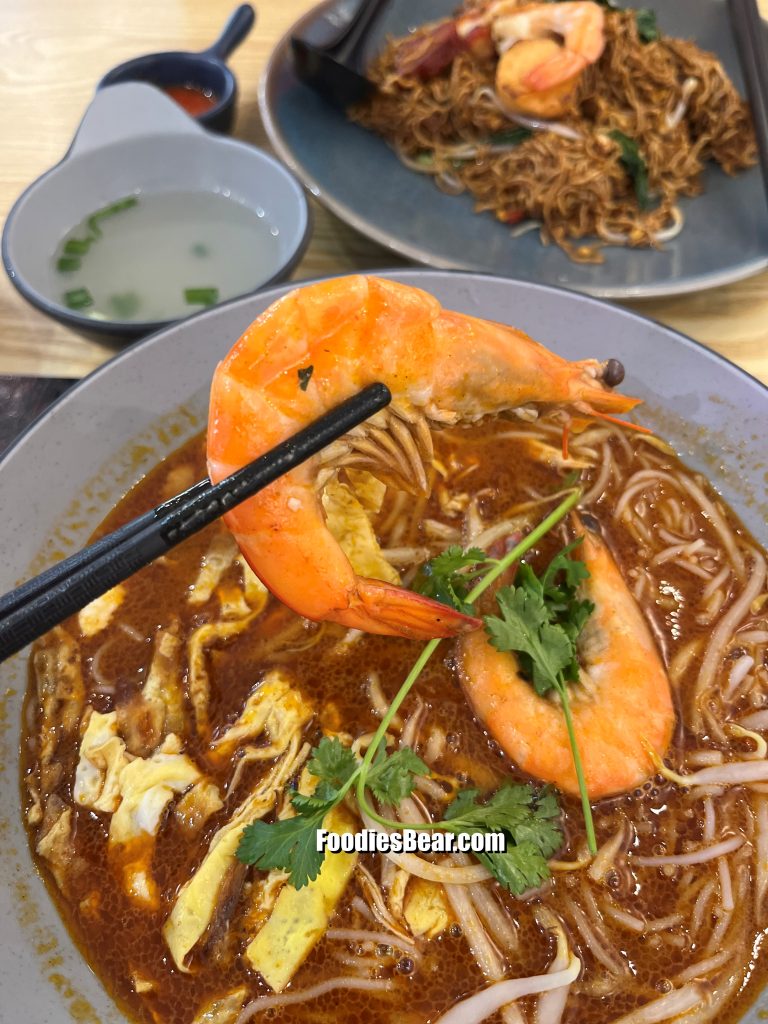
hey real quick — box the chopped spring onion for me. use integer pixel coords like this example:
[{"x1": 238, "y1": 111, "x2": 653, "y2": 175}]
[
  {"x1": 56, "y1": 195, "x2": 139, "y2": 272},
  {"x1": 63, "y1": 238, "x2": 92, "y2": 256},
  {"x1": 56, "y1": 256, "x2": 81, "y2": 272},
  {"x1": 87, "y1": 195, "x2": 138, "y2": 238},
  {"x1": 184, "y1": 287, "x2": 219, "y2": 306},
  {"x1": 108, "y1": 292, "x2": 140, "y2": 319},
  {"x1": 63, "y1": 287, "x2": 93, "y2": 310}
]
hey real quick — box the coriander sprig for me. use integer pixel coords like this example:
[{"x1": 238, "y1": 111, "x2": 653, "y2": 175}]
[
  {"x1": 484, "y1": 539, "x2": 597, "y2": 853},
  {"x1": 354, "y1": 487, "x2": 587, "y2": 835},
  {"x1": 238, "y1": 488, "x2": 589, "y2": 888}
]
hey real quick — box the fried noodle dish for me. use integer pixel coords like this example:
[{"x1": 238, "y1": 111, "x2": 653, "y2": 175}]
[
  {"x1": 351, "y1": 1, "x2": 757, "y2": 262},
  {"x1": 23, "y1": 277, "x2": 768, "y2": 1024}
]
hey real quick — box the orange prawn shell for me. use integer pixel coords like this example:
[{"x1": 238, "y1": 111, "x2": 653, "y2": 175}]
[
  {"x1": 459, "y1": 528, "x2": 675, "y2": 799},
  {"x1": 207, "y1": 275, "x2": 640, "y2": 640}
]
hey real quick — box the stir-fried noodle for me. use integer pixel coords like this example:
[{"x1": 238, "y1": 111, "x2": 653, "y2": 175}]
[{"x1": 353, "y1": 8, "x2": 756, "y2": 261}]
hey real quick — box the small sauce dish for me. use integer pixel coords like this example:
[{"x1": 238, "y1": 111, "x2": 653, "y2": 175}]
[
  {"x1": 98, "y1": 4, "x2": 255, "y2": 134},
  {"x1": 2, "y1": 83, "x2": 310, "y2": 339}
]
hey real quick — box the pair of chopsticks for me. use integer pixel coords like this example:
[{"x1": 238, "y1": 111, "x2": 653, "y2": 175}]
[
  {"x1": 0, "y1": 383, "x2": 392, "y2": 663},
  {"x1": 728, "y1": 0, "x2": 768, "y2": 208}
]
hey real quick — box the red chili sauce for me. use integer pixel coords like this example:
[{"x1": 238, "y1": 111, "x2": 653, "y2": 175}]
[{"x1": 162, "y1": 84, "x2": 218, "y2": 117}]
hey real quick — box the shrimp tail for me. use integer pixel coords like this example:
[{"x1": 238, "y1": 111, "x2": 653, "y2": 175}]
[{"x1": 339, "y1": 580, "x2": 482, "y2": 640}]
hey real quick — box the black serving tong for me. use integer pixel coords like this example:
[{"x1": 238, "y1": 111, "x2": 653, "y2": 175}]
[
  {"x1": 291, "y1": 0, "x2": 391, "y2": 108},
  {"x1": 727, "y1": 0, "x2": 768, "y2": 209},
  {"x1": 0, "y1": 384, "x2": 391, "y2": 663}
]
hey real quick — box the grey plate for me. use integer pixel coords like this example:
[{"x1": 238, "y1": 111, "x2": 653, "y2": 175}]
[
  {"x1": 260, "y1": 0, "x2": 768, "y2": 298},
  {"x1": 0, "y1": 270, "x2": 766, "y2": 1022}
]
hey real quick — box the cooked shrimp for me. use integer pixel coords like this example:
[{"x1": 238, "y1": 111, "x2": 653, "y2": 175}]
[
  {"x1": 207, "y1": 276, "x2": 639, "y2": 642},
  {"x1": 459, "y1": 519, "x2": 674, "y2": 798},
  {"x1": 458, "y1": 1, "x2": 606, "y2": 117}
]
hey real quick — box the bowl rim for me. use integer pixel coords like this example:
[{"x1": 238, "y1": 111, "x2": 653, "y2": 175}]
[
  {"x1": 2, "y1": 266, "x2": 766, "y2": 478},
  {"x1": 1, "y1": 131, "x2": 312, "y2": 339},
  {"x1": 96, "y1": 50, "x2": 237, "y2": 121}
]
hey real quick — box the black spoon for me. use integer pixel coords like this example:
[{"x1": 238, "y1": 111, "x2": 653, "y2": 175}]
[{"x1": 291, "y1": 0, "x2": 391, "y2": 109}]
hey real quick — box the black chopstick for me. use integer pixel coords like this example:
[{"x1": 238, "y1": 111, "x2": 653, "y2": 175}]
[
  {"x1": 0, "y1": 477, "x2": 211, "y2": 619},
  {"x1": 0, "y1": 383, "x2": 392, "y2": 663},
  {"x1": 728, "y1": 0, "x2": 768, "y2": 209}
]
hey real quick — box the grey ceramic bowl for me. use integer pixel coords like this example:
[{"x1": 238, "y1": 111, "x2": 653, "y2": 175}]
[
  {"x1": 0, "y1": 271, "x2": 766, "y2": 1022},
  {"x1": 2, "y1": 82, "x2": 310, "y2": 340}
]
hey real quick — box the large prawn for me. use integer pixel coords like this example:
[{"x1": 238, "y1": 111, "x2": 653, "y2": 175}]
[
  {"x1": 397, "y1": 1, "x2": 606, "y2": 119},
  {"x1": 207, "y1": 275, "x2": 638, "y2": 641},
  {"x1": 459, "y1": 518, "x2": 675, "y2": 798}
]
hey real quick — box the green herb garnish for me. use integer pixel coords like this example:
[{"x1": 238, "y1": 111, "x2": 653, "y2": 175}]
[
  {"x1": 238, "y1": 738, "x2": 429, "y2": 888},
  {"x1": 238, "y1": 733, "x2": 558, "y2": 892},
  {"x1": 554, "y1": 2, "x2": 658, "y2": 42},
  {"x1": 488, "y1": 128, "x2": 534, "y2": 146},
  {"x1": 238, "y1": 490, "x2": 589, "y2": 891},
  {"x1": 63, "y1": 238, "x2": 92, "y2": 256},
  {"x1": 239, "y1": 737, "x2": 357, "y2": 888},
  {"x1": 366, "y1": 747, "x2": 430, "y2": 805},
  {"x1": 57, "y1": 195, "x2": 138, "y2": 272},
  {"x1": 184, "y1": 287, "x2": 219, "y2": 306},
  {"x1": 297, "y1": 365, "x2": 314, "y2": 391},
  {"x1": 635, "y1": 7, "x2": 658, "y2": 42},
  {"x1": 56, "y1": 256, "x2": 81, "y2": 273},
  {"x1": 412, "y1": 545, "x2": 487, "y2": 615},
  {"x1": 108, "y1": 292, "x2": 140, "y2": 319},
  {"x1": 63, "y1": 287, "x2": 93, "y2": 310},
  {"x1": 444, "y1": 783, "x2": 563, "y2": 893},
  {"x1": 609, "y1": 129, "x2": 652, "y2": 210},
  {"x1": 484, "y1": 540, "x2": 596, "y2": 852},
  {"x1": 86, "y1": 196, "x2": 138, "y2": 238},
  {"x1": 88, "y1": 195, "x2": 138, "y2": 235}
]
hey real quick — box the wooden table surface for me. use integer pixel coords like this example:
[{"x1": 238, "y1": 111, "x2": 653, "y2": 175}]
[{"x1": 1, "y1": 0, "x2": 767, "y2": 383}]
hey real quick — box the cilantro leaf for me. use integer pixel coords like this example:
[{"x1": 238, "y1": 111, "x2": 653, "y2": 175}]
[
  {"x1": 297, "y1": 365, "x2": 314, "y2": 391},
  {"x1": 485, "y1": 583, "x2": 574, "y2": 695},
  {"x1": 541, "y1": 538, "x2": 589, "y2": 594},
  {"x1": 635, "y1": 7, "x2": 658, "y2": 42},
  {"x1": 485, "y1": 542, "x2": 594, "y2": 695},
  {"x1": 413, "y1": 545, "x2": 487, "y2": 613},
  {"x1": 237, "y1": 810, "x2": 327, "y2": 889},
  {"x1": 290, "y1": 790, "x2": 336, "y2": 815},
  {"x1": 482, "y1": 840, "x2": 554, "y2": 893},
  {"x1": 238, "y1": 736, "x2": 361, "y2": 889},
  {"x1": 482, "y1": 541, "x2": 597, "y2": 852},
  {"x1": 609, "y1": 130, "x2": 653, "y2": 211},
  {"x1": 443, "y1": 782, "x2": 563, "y2": 894},
  {"x1": 307, "y1": 736, "x2": 358, "y2": 791},
  {"x1": 365, "y1": 747, "x2": 429, "y2": 805}
]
